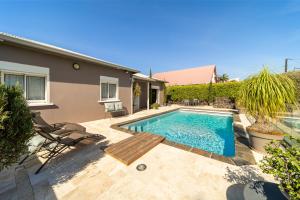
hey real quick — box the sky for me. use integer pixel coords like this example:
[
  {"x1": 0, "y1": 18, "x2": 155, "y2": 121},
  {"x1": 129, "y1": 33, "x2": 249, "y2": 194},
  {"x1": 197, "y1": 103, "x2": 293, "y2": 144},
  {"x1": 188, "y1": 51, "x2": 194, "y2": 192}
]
[{"x1": 0, "y1": 0, "x2": 300, "y2": 79}]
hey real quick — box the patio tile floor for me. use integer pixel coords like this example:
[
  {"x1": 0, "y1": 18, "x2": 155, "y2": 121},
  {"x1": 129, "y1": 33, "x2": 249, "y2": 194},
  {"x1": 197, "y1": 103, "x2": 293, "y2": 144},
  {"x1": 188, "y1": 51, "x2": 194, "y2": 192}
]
[{"x1": 0, "y1": 105, "x2": 274, "y2": 200}]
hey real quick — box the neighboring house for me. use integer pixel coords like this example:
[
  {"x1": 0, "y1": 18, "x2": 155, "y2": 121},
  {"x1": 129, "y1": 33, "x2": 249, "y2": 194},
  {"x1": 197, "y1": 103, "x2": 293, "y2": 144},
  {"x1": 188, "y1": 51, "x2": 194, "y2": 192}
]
[
  {"x1": 228, "y1": 78, "x2": 240, "y2": 82},
  {"x1": 0, "y1": 33, "x2": 165, "y2": 123},
  {"x1": 153, "y1": 65, "x2": 217, "y2": 86}
]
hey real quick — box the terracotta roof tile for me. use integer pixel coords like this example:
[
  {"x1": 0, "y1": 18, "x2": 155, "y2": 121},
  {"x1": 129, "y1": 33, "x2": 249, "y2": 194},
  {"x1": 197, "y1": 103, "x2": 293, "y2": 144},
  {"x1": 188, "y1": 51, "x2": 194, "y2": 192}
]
[{"x1": 153, "y1": 65, "x2": 216, "y2": 85}]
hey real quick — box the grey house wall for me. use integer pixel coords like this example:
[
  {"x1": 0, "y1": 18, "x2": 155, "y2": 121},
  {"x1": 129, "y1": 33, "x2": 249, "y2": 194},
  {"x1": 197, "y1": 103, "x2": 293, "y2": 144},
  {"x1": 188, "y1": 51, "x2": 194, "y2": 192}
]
[{"x1": 0, "y1": 43, "x2": 133, "y2": 123}]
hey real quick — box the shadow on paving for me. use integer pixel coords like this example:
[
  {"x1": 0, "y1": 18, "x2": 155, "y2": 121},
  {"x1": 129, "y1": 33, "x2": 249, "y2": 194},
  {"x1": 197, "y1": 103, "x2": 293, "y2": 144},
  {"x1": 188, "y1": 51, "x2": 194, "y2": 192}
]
[
  {"x1": 8, "y1": 134, "x2": 110, "y2": 200},
  {"x1": 41, "y1": 139, "x2": 109, "y2": 185},
  {"x1": 224, "y1": 166, "x2": 287, "y2": 200}
]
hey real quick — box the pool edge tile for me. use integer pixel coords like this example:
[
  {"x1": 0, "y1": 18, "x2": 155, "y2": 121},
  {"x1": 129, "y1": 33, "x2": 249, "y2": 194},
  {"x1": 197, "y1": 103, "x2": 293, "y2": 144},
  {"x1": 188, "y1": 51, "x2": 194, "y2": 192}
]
[
  {"x1": 110, "y1": 108, "x2": 257, "y2": 166},
  {"x1": 190, "y1": 148, "x2": 212, "y2": 158}
]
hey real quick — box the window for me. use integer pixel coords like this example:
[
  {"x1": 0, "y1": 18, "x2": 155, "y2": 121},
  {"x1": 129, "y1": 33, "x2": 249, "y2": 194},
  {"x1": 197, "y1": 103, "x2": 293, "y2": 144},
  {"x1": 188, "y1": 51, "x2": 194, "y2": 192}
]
[
  {"x1": 4, "y1": 74, "x2": 25, "y2": 89},
  {"x1": 3, "y1": 73, "x2": 47, "y2": 103},
  {"x1": 26, "y1": 76, "x2": 45, "y2": 100},
  {"x1": 0, "y1": 61, "x2": 50, "y2": 106},
  {"x1": 100, "y1": 76, "x2": 119, "y2": 102},
  {"x1": 109, "y1": 83, "x2": 116, "y2": 98}
]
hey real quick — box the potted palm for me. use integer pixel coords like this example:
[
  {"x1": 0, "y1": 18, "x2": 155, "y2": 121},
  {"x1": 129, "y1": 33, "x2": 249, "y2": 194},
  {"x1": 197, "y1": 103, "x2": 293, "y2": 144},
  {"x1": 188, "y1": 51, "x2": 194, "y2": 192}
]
[
  {"x1": 133, "y1": 83, "x2": 141, "y2": 112},
  {"x1": 238, "y1": 68, "x2": 297, "y2": 153},
  {"x1": 133, "y1": 82, "x2": 141, "y2": 97}
]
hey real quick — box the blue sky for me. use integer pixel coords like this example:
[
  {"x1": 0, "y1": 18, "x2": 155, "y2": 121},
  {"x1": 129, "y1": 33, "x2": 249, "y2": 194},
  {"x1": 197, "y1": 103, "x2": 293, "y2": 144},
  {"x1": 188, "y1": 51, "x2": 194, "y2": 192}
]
[{"x1": 0, "y1": 0, "x2": 300, "y2": 79}]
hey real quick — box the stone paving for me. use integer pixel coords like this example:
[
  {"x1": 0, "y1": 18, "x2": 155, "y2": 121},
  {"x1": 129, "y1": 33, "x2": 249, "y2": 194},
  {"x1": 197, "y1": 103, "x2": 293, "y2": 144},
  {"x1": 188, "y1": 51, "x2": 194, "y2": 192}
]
[{"x1": 0, "y1": 105, "x2": 275, "y2": 200}]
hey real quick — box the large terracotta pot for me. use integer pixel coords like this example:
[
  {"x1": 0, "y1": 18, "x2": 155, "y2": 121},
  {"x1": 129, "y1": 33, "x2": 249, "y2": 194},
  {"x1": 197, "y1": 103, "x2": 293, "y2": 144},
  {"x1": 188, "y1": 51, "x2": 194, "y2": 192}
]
[{"x1": 247, "y1": 128, "x2": 284, "y2": 153}]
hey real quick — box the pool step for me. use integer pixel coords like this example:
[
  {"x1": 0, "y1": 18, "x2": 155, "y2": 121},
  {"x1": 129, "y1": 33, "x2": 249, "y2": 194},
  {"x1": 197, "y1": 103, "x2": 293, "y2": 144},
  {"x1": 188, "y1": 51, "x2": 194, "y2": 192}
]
[{"x1": 105, "y1": 133, "x2": 165, "y2": 165}]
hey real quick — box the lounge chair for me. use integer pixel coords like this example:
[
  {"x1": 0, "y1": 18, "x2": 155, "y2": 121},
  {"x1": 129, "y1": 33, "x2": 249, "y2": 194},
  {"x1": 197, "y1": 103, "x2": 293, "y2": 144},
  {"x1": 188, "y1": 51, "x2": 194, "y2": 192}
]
[
  {"x1": 183, "y1": 99, "x2": 190, "y2": 106},
  {"x1": 32, "y1": 111, "x2": 86, "y2": 137},
  {"x1": 29, "y1": 126, "x2": 104, "y2": 174},
  {"x1": 18, "y1": 126, "x2": 99, "y2": 166},
  {"x1": 18, "y1": 134, "x2": 53, "y2": 165},
  {"x1": 193, "y1": 99, "x2": 199, "y2": 106}
]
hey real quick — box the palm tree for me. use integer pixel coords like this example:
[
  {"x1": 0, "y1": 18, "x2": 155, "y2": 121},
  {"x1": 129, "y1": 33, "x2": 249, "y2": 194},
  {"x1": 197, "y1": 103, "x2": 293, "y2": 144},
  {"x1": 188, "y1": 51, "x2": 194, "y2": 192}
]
[{"x1": 219, "y1": 74, "x2": 229, "y2": 82}]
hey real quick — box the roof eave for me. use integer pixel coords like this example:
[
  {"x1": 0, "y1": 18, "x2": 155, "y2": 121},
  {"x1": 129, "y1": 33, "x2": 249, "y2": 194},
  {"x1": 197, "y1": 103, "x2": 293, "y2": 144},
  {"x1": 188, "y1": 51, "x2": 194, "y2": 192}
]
[
  {"x1": 0, "y1": 33, "x2": 139, "y2": 73},
  {"x1": 133, "y1": 75, "x2": 152, "y2": 81},
  {"x1": 132, "y1": 75, "x2": 168, "y2": 83}
]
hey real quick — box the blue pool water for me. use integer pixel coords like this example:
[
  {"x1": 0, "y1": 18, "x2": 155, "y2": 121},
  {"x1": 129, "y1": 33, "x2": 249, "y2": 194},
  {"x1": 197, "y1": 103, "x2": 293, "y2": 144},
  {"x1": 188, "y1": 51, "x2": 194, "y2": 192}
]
[
  {"x1": 282, "y1": 118, "x2": 300, "y2": 129},
  {"x1": 122, "y1": 110, "x2": 235, "y2": 157}
]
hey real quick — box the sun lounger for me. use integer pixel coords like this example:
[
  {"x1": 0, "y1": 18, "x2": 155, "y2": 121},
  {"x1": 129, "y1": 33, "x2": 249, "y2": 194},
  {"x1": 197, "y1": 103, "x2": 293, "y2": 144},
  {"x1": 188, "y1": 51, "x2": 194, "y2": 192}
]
[
  {"x1": 32, "y1": 111, "x2": 86, "y2": 137},
  {"x1": 32, "y1": 126, "x2": 104, "y2": 174}
]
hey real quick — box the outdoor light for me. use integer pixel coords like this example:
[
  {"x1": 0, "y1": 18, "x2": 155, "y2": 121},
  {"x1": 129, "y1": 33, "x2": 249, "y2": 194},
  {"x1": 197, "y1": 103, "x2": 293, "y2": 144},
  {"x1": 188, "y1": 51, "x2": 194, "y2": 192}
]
[
  {"x1": 73, "y1": 63, "x2": 80, "y2": 70},
  {"x1": 136, "y1": 164, "x2": 147, "y2": 171}
]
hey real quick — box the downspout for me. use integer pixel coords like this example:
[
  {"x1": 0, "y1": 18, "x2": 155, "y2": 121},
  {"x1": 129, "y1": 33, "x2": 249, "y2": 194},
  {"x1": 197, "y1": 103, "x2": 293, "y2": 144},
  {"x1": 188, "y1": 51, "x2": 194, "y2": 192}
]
[{"x1": 147, "y1": 82, "x2": 150, "y2": 110}]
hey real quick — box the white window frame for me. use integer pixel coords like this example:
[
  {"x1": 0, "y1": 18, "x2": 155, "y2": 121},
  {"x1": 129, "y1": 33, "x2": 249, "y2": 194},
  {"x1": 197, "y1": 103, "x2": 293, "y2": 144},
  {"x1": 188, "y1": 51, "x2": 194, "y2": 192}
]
[
  {"x1": 99, "y1": 76, "x2": 119, "y2": 102},
  {"x1": 0, "y1": 61, "x2": 51, "y2": 106}
]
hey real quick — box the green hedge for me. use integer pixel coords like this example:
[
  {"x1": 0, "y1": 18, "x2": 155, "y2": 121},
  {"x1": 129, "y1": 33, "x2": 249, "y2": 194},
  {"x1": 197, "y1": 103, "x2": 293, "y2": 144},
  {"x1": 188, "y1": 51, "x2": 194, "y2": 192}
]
[
  {"x1": 167, "y1": 81, "x2": 242, "y2": 102},
  {"x1": 286, "y1": 71, "x2": 300, "y2": 102}
]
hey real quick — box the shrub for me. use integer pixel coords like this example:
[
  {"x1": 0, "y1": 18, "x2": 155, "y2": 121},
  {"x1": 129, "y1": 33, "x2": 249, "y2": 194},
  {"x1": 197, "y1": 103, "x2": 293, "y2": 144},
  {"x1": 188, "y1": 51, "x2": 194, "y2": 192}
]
[
  {"x1": 0, "y1": 85, "x2": 34, "y2": 170},
  {"x1": 162, "y1": 82, "x2": 167, "y2": 104},
  {"x1": 166, "y1": 81, "x2": 241, "y2": 103},
  {"x1": 286, "y1": 71, "x2": 300, "y2": 103},
  {"x1": 239, "y1": 68, "x2": 297, "y2": 123},
  {"x1": 207, "y1": 82, "x2": 214, "y2": 104},
  {"x1": 259, "y1": 138, "x2": 300, "y2": 199},
  {"x1": 151, "y1": 103, "x2": 160, "y2": 109}
]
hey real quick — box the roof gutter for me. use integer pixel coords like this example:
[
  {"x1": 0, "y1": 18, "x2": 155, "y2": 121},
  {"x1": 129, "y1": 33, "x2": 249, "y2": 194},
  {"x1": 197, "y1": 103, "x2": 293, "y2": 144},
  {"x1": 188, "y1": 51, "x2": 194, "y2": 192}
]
[
  {"x1": 133, "y1": 74, "x2": 168, "y2": 83},
  {"x1": 0, "y1": 33, "x2": 139, "y2": 73}
]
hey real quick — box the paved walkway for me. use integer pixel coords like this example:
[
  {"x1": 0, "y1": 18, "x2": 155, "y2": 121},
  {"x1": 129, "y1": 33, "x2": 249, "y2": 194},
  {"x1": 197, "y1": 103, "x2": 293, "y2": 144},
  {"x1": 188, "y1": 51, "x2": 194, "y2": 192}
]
[{"x1": 0, "y1": 105, "x2": 274, "y2": 200}]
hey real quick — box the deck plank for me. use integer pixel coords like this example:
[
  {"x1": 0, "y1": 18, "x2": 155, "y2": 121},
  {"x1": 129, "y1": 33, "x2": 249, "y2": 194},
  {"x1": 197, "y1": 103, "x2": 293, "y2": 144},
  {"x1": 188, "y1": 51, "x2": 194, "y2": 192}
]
[
  {"x1": 105, "y1": 133, "x2": 165, "y2": 165},
  {"x1": 105, "y1": 133, "x2": 152, "y2": 155}
]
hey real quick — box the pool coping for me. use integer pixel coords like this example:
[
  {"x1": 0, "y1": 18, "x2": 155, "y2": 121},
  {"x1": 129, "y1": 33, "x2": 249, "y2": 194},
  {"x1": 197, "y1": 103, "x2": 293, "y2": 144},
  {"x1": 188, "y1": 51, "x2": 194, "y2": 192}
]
[{"x1": 111, "y1": 108, "x2": 256, "y2": 166}]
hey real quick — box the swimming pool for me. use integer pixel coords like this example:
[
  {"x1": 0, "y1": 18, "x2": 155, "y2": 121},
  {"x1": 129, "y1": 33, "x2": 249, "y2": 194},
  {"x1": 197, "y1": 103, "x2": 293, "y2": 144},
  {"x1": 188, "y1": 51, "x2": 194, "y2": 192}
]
[
  {"x1": 121, "y1": 110, "x2": 235, "y2": 157},
  {"x1": 281, "y1": 117, "x2": 300, "y2": 129}
]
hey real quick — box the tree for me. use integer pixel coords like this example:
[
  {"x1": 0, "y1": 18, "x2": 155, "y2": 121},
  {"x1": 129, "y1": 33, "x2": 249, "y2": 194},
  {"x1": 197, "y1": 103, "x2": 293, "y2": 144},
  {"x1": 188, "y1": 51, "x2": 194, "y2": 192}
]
[
  {"x1": 149, "y1": 67, "x2": 152, "y2": 78},
  {"x1": 0, "y1": 85, "x2": 34, "y2": 170},
  {"x1": 219, "y1": 73, "x2": 229, "y2": 82}
]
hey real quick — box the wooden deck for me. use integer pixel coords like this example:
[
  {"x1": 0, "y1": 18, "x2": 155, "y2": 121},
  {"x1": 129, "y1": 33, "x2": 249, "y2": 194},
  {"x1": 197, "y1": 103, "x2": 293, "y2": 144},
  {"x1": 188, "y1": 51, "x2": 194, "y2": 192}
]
[{"x1": 105, "y1": 133, "x2": 165, "y2": 165}]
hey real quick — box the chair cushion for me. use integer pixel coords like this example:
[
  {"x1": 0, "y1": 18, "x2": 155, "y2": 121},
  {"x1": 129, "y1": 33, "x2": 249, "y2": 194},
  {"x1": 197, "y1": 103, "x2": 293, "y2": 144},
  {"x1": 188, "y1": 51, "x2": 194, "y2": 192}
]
[
  {"x1": 104, "y1": 103, "x2": 115, "y2": 112},
  {"x1": 115, "y1": 102, "x2": 123, "y2": 111},
  {"x1": 61, "y1": 123, "x2": 86, "y2": 132},
  {"x1": 28, "y1": 135, "x2": 46, "y2": 153}
]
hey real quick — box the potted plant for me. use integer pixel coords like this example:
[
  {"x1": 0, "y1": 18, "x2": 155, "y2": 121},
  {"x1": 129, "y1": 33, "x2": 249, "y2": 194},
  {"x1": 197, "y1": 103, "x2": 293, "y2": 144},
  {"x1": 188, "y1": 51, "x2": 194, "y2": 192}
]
[
  {"x1": 238, "y1": 68, "x2": 297, "y2": 153},
  {"x1": 151, "y1": 103, "x2": 160, "y2": 109},
  {"x1": 259, "y1": 138, "x2": 300, "y2": 199},
  {"x1": 133, "y1": 83, "x2": 141, "y2": 112},
  {"x1": 133, "y1": 82, "x2": 141, "y2": 97}
]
